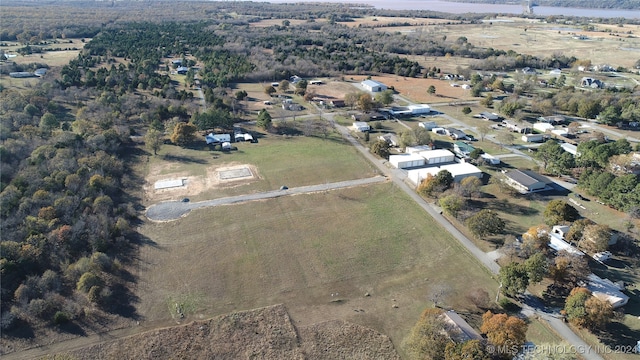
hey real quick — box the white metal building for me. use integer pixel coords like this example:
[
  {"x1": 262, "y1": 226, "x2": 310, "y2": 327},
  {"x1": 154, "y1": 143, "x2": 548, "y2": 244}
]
[
  {"x1": 361, "y1": 79, "x2": 387, "y2": 92},
  {"x1": 389, "y1": 154, "x2": 426, "y2": 169},
  {"x1": 522, "y1": 134, "x2": 545, "y2": 143},
  {"x1": 407, "y1": 163, "x2": 482, "y2": 185},
  {"x1": 418, "y1": 149, "x2": 455, "y2": 165}
]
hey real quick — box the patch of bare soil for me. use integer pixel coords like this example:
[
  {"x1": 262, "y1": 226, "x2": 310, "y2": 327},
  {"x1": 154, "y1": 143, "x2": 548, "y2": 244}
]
[
  {"x1": 58, "y1": 305, "x2": 399, "y2": 360},
  {"x1": 144, "y1": 162, "x2": 259, "y2": 203}
]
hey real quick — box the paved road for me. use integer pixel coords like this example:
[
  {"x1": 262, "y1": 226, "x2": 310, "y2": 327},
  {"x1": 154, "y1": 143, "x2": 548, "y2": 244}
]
[
  {"x1": 146, "y1": 176, "x2": 387, "y2": 221},
  {"x1": 322, "y1": 104, "x2": 602, "y2": 359}
]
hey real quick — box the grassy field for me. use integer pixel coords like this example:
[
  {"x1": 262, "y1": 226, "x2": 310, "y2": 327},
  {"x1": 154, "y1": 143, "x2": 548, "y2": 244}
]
[
  {"x1": 145, "y1": 131, "x2": 380, "y2": 203},
  {"x1": 138, "y1": 130, "x2": 501, "y2": 352}
]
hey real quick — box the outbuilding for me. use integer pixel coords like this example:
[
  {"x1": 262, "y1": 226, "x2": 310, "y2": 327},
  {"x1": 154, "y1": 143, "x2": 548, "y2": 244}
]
[
  {"x1": 353, "y1": 122, "x2": 370, "y2": 132},
  {"x1": 361, "y1": 79, "x2": 387, "y2": 92},
  {"x1": 522, "y1": 134, "x2": 545, "y2": 143},
  {"x1": 389, "y1": 154, "x2": 426, "y2": 169},
  {"x1": 503, "y1": 169, "x2": 550, "y2": 193}
]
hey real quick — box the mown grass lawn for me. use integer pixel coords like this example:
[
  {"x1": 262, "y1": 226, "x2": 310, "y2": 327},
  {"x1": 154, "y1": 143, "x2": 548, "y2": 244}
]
[
  {"x1": 138, "y1": 180, "x2": 498, "y2": 351},
  {"x1": 148, "y1": 131, "x2": 380, "y2": 200}
]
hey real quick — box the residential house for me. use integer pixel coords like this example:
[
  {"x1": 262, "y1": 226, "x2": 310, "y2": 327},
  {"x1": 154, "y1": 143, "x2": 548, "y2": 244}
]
[
  {"x1": 586, "y1": 274, "x2": 629, "y2": 309},
  {"x1": 521, "y1": 67, "x2": 537, "y2": 75},
  {"x1": 581, "y1": 77, "x2": 604, "y2": 89},
  {"x1": 441, "y1": 311, "x2": 483, "y2": 343},
  {"x1": 537, "y1": 115, "x2": 566, "y2": 125},
  {"x1": 205, "y1": 133, "x2": 231, "y2": 144},
  {"x1": 503, "y1": 120, "x2": 531, "y2": 133},
  {"x1": 446, "y1": 128, "x2": 468, "y2": 141},
  {"x1": 533, "y1": 122, "x2": 555, "y2": 133},
  {"x1": 418, "y1": 121, "x2": 437, "y2": 130},
  {"x1": 378, "y1": 133, "x2": 399, "y2": 147},
  {"x1": 329, "y1": 99, "x2": 345, "y2": 108},
  {"x1": 503, "y1": 169, "x2": 551, "y2": 194},
  {"x1": 453, "y1": 141, "x2": 475, "y2": 158},
  {"x1": 478, "y1": 112, "x2": 500, "y2": 121}
]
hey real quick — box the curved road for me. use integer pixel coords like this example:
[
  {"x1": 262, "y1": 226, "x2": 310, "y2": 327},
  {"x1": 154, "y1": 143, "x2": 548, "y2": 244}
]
[{"x1": 146, "y1": 176, "x2": 387, "y2": 221}]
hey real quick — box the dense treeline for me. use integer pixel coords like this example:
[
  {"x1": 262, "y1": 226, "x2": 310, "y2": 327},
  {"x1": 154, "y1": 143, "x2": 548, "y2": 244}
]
[
  {"x1": 0, "y1": 82, "x2": 144, "y2": 331},
  {"x1": 445, "y1": 0, "x2": 640, "y2": 10}
]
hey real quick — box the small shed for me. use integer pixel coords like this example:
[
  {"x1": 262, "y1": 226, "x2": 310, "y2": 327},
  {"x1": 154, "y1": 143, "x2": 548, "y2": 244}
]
[
  {"x1": 389, "y1": 154, "x2": 426, "y2": 169},
  {"x1": 418, "y1": 149, "x2": 455, "y2": 165},
  {"x1": 221, "y1": 142, "x2": 232, "y2": 150},
  {"x1": 353, "y1": 122, "x2": 370, "y2": 132}
]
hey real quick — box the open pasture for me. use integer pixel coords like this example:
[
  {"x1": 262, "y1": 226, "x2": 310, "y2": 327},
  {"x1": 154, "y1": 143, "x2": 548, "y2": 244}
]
[
  {"x1": 379, "y1": 17, "x2": 640, "y2": 69},
  {"x1": 136, "y1": 181, "x2": 498, "y2": 350}
]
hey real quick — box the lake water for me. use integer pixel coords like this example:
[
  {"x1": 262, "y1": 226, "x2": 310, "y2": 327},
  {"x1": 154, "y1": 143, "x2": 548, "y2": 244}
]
[{"x1": 266, "y1": 0, "x2": 639, "y2": 19}]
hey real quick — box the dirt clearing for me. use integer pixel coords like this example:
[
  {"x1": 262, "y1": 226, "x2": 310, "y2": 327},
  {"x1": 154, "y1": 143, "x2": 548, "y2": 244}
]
[{"x1": 144, "y1": 161, "x2": 259, "y2": 203}]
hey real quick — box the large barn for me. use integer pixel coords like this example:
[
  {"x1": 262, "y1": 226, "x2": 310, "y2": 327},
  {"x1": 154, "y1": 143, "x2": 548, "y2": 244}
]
[{"x1": 361, "y1": 79, "x2": 387, "y2": 92}]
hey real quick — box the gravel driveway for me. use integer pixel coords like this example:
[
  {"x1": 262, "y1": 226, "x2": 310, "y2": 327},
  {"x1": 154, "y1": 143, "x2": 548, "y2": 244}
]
[{"x1": 146, "y1": 176, "x2": 387, "y2": 221}]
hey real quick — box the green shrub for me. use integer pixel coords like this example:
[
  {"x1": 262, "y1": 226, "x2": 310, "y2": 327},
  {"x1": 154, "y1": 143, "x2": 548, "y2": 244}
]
[{"x1": 53, "y1": 311, "x2": 70, "y2": 324}]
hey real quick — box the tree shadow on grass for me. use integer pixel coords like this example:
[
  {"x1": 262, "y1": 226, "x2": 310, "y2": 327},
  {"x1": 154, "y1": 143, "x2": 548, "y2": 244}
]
[
  {"x1": 58, "y1": 321, "x2": 87, "y2": 336},
  {"x1": 596, "y1": 319, "x2": 640, "y2": 349},
  {"x1": 2, "y1": 318, "x2": 35, "y2": 339},
  {"x1": 162, "y1": 154, "x2": 208, "y2": 164},
  {"x1": 484, "y1": 198, "x2": 539, "y2": 216}
]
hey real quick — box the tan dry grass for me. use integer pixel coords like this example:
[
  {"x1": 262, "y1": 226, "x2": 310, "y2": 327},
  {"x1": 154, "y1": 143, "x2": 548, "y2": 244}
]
[
  {"x1": 370, "y1": 74, "x2": 476, "y2": 103},
  {"x1": 380, "y1": 18, "x2": 640, "y2": 69},
  {"x1": 61, "y1": 304, "x2": 399, "y2": 359}
]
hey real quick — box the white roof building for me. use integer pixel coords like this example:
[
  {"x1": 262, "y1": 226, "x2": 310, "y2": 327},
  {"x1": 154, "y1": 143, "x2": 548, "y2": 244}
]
[
  {"x1": 353, "y1": 122, "x2": 370, "y2": 132},
  {"x1": 533, "y1": 122, "x2": 555, "y2": 133},
  {"x1": 405, "y1": 145, "x2": 434, "y2": 154},
  {"x1": 389, "y1": 154, "x2": 426, "y2": 169},
  {"x1": 561, "y1": 143, "x2": 578, "y2": 155},
  {"x1": 361, "y1": 79, "x2": 387, "y2": 92},
  {"x1": 407, "y1": 163, "x2": 482, "y2": 185},
  {"x1": 419, "y1": 149, "x2": 456, "y2": 165},
  {"x1": 587, "y1": 274, "x2": 629, "y2": 309}
]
